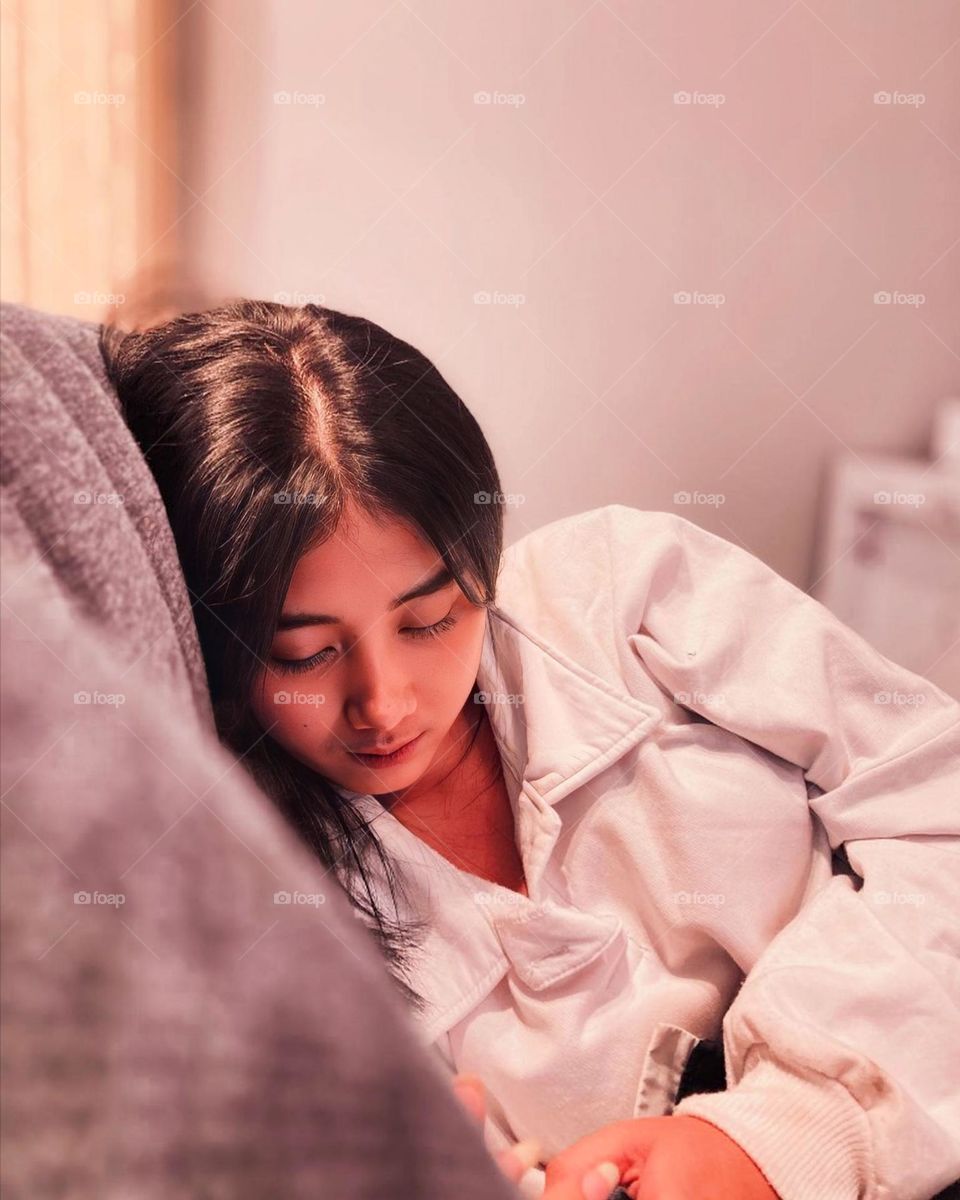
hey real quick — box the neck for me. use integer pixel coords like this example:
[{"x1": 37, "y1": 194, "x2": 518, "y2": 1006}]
[
  {"x1": 383, "y1": 698, "x2": 526, "y2": 893},
  {"x1": 383, "y1": 696, "x2": 497, "y2": 817}
]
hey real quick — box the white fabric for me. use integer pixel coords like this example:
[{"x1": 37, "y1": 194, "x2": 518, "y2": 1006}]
[{"x1": 335, "y1": 504, "x2": 960, "y2": 1200}]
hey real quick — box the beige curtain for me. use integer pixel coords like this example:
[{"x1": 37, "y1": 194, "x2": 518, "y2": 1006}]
[{"x1": 1, "y1": 0, "x2": 180, "y2": 320}]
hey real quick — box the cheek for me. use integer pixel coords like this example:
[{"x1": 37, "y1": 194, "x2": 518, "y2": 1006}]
[
  {"x1": 251, "y1": 671, "x2": 281, "y2": 725},
  {"x1": 251, "y1": 670, "x2": 336, "y2": 742}
]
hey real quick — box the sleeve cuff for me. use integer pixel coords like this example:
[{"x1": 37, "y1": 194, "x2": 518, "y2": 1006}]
[{"x1": 672, "y1": 1049, "x2": 873, "y2": 1200}]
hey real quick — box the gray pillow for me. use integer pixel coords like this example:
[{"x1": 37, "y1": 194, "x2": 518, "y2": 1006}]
[{"x1": 0, "y1": 301, "x2": 212, "y2": 728}]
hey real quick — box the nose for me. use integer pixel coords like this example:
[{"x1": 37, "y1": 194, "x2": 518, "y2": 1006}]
[{"x1": 344, "y1": 643, "x2": 414, "y2": 735}]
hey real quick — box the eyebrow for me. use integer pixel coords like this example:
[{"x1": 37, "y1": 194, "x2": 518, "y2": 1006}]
[{"x1": 276, "y1": 564, "x2": 456, "y2": 631}]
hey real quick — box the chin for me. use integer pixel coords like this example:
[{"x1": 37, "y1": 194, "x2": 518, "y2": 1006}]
[{"x1": 350, "y1": 757, "x2": 423, "y2": 787}]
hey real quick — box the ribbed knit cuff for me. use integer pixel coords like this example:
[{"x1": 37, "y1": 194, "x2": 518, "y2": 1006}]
[{"x1": 672, "y1": 1051, "x2": 873, "y2": 1200}]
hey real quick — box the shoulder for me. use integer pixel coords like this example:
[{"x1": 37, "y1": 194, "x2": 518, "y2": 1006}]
[
  {"x1": 495, "y1": 505, "x2": 684, "y2": 626},
  {"x1": 505, "y1": 503, "x2": 679, "y2": 553},
  {"x1": 501, "y1": 504, "x2": 687, "y2": 580},
  {"x1": 496, "y1": 505, "x2": 770, "y2": 646}
]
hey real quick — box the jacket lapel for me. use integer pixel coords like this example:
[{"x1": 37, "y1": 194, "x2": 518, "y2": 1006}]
[
  {"x1": 332, "y1": 602, "x2": 663, "y2": 1041},
  {"x1": 479, "y1": 601, "x2": 662, "y2": 809}
]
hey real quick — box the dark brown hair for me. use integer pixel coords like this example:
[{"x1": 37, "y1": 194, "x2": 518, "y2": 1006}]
[{"x1": 99, "y1": 298, "x2": 505, "y2": 1011}]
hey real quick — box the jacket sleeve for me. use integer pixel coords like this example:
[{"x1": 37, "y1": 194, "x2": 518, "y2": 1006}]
[{"x1": 605, "y1": 504, "x2": 960, "y2": 1200}]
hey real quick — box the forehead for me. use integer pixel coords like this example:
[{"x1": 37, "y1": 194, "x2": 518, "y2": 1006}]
[{"x1": 284, "y1": 503, "x2": 441, "y2": 608}]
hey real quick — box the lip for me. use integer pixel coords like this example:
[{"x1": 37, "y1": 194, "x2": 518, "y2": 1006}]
[{"x1": 347, "y1": 732, "x2": 424, "y2": 767}]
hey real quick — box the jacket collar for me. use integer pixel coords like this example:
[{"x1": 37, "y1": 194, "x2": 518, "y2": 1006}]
[
  {"x1": 330, "y1": 603, "x2": 663, "y2": 1041},
  {"x1": 333, "y1": 601, "x2": 661, "y2": 812},
  {"x1": 476, "y1": 601, "x2": 661, "y2": 809}
]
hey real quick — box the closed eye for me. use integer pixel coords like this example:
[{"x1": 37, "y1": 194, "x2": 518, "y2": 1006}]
[{"x1": 270, "y1": 612, "x2": 459, "y2": 676}]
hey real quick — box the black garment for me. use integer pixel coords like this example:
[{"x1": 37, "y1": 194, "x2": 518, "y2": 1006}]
[{"x1": 674, "y1": 1037, "x2": 727, "y2": 1105}]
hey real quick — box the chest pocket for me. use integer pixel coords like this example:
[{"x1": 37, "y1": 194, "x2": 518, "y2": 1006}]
[{"x1": 489, "y1": 903, "x2": 624, "y2": 992}]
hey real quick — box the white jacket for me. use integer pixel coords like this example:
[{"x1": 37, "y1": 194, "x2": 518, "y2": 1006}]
[{"x1": 334, "y1": 504, "x2": 960, "y2": 1200}]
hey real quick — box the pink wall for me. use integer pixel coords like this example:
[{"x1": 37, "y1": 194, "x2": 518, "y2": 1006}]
[{"x1": 180, "y1": 0, "x2": 959, "y2": 586}]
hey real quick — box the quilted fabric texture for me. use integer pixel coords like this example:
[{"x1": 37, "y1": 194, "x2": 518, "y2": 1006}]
[{"x1": 0, "y1": 301, "x2": 212, "y2": 729}]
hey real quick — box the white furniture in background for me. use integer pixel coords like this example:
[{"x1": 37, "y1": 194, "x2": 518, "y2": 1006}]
[{"x1": 812, "y1": 399, "x2": 960, "y2": 701}]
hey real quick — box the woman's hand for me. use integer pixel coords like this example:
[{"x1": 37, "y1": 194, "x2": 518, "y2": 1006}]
[
  {"x1": 451, "y1": 1072, "x2": 543, "y2": 1185},
  {"x1": 540, "y1": 1114, "x2": 780, "y2": 1200}
]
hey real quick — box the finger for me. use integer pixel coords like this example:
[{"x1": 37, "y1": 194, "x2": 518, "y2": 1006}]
[
  {"x1": 451, "y1": 1073, "x2": 486, "y2": 1125},
  {"x1": 544, "y1": 1117, "x2": 661, "y2": 1188},
  {"x1": 580, "y1": 1162, "x2": 623, "y2": 1200},
  {"x1": 495, "y1": 1138, "x2": 543, "y2": 1184},
  {"x1": 541, "y1": 1159, "x2": 622, "y2": 1200}
]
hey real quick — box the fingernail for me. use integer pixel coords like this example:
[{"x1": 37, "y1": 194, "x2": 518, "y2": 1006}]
[
  {"x1": 510, "y1": 1139, "x2": 542, "y2": 1170},
  {"x1": 581, "y1": 1160, "x2": 620, "y2": 1200}
]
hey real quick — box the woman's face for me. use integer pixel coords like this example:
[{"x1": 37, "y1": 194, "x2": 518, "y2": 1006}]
[{"x1": 250, "y1": 499, "x2": 490, "y2": 799}]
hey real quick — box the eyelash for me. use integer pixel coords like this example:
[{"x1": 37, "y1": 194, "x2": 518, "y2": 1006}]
[{"x1": 271, "y1": 613, "x2": 459, "y2": 676}]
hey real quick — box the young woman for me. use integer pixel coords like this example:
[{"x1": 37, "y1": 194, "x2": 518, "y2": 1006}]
[{"x1": 99, "y1": 300, "x2": 960, "y2": 1200}]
